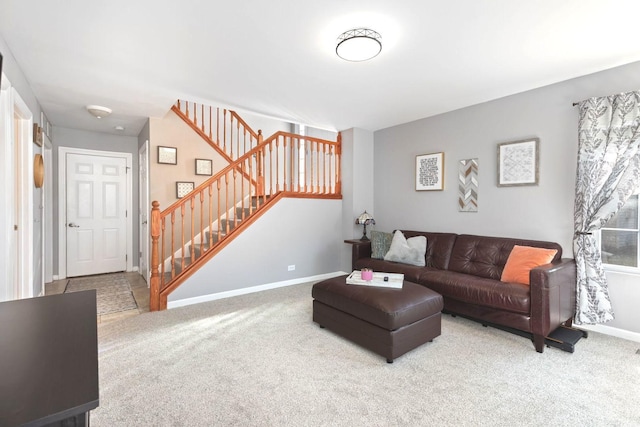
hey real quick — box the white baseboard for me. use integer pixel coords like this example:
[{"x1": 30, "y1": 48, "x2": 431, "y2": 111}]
[
  {"x1": 53, "y1": 275, "x2": 60, "y2": 281},
  {"x1": 167, "y1": 271, "x2": 348, "y2": 309},
  {"x1": 578, "y1": 323, "x2": 640, "y2": 343}
]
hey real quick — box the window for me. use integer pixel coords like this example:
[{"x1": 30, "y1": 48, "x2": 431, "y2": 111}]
[{"x1": 600, "y1": 193, "x2": 639, "y2": 270}]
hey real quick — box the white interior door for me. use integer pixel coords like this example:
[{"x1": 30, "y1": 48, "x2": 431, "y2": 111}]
[
  {"x1": 66, "y1": 153, "x2": 127, "y2": 277},
  {"x1": 138, "y1": 141, "x2": 150, "y2": 283}
]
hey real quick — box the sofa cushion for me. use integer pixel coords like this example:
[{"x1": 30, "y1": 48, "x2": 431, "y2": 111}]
[
  {"x1": 384, "y1": 231, "x2": 427, "y2": 266},
  {"x1": 448, "y1": 234, "x2": 563, "y2": 280},
  {"x1": 400, "y1": 231, "x2": 458, "y2": 270},
  {"x1": 422, "y1": 270, "x2": 530, "y2": 315},
  {"x1": 370, "y1": 230, "x2": 393, "y2": 259},
  {"x1": 501, "y1": 245, "x2": 558, "y2": 285}
]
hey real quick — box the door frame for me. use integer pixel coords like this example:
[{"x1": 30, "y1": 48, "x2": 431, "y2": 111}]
[
  {"x1": 138, "y1": 140, "x2": 150, "y2": 284},
  {"x1": 43, "y1": 133, "x2": 53, "y2": 284},
  {"x1": 0, "y1": 82, "x2": 34, "y2": 300},
  {"x1": 57, "y1": 147, "x2": 133, "y2": 279},
  {"x1": 14, "y1": 89, "x2": 34, "y2": 299},
  {"x1": 0, "y1": 74, "x2": 12, "y2": 301}
]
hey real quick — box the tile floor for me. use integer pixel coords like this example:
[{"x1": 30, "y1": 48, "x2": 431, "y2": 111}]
[{"x1": 45, "y1": 272, "x2": 150, "y2": 325}]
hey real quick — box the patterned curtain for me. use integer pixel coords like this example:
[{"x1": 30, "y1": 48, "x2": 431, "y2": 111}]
[{"x1": 574, "y1": 91, "x2": 640, "y2": 324}]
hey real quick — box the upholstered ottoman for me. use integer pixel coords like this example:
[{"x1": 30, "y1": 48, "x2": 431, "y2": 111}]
[{"x1": 312, "y1": 274, "x2": 443, "y2": 363}]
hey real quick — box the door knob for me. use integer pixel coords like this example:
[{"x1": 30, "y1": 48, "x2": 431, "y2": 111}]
[
  {"x1": 68, "y1": 223, "x2": 80, "y2": 228},
  {"x1": 142, "y1": 221, "x2": 148, "y2": 225}
]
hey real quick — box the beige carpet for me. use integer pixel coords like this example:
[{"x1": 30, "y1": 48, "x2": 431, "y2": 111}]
[
  {"x1": 65, "y1": 273, "x2": 137, "y2": 315},
  {"x1": 94, "y1": 283, "x2": 640, "y2": 426}
]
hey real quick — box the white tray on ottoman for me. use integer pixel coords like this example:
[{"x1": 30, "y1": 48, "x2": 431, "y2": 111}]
[{"x1": 346, "y1": 270, "x2": 404, "y2": 288}]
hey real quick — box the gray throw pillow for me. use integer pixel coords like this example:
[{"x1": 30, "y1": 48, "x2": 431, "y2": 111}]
[
  {"x1": 370, "y1": 230, "x2": 393, "y2": 259},
  {"x1": 383, "y1": 230, "x2": 427, "y2": 267}
]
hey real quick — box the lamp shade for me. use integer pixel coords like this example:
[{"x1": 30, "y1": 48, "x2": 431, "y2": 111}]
[
  {"x1": 355, "y1": 210, "x2": 375, "y2": 225},
  {"x1": 336, "y1": 28, "x2": 382, "y2": 62}
]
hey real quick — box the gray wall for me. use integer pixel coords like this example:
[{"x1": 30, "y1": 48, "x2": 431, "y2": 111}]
[
  {"x1": 138, "y1": 118, "x2": 150, "y2": 149},
  {"x1": 53, "y1": 126, "x2": 140, "y2": 275},
  {"x1": 0, "y1": 35, "x2": 41, "y2": 119},
  {"x1": 170, "y1": 198, "x2": 343, "y2": 302},
  {"x1": 340, "y1": 128, "x2": 375, "y2": 272},
  {"x1": 373, "y1": 61, "x2": 640, "y2": 334}
]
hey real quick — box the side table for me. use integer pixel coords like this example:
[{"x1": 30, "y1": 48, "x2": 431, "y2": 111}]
[{"x1": 344, "y1": 239, "x2": 371, "y2": 270}]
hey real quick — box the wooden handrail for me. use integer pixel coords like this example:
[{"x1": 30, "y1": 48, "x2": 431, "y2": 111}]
[
  {"x1": 150, "y1": 105, "x2": 342, "y2": 310},
  {"x1": 173, "y1": 100, "x2": 260, "y2": 161}
]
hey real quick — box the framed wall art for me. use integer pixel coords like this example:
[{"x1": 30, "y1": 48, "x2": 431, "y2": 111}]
[
  {"x1": 458, "y1": 158, "x2": 478, "y2": 212},
  {"x1": 176, "y1": 181, "x2": 194, "y2": 198},
  {"x1": 158, "y1": 146, "x2": 177, "y2": 165},
  {"x1": 33, "y1": 124, "x2": 43, "y2": 146},
  {"x1": 497, "y1": 138, "x2": 539, "y2": 187},
  {"x1": 195, "y1": 158, "x2": 212, "y2": 176},
  {"x1": 416, "y1": 152, "x2": 444, "y2": 191}
]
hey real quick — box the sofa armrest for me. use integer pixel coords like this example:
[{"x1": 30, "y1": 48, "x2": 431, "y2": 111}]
[
  {"x1": 344, "y1": 240, "x2": 372, "y2": 270},
  {"x1": 529, "y1": 258, "x2": 576, "y2": 342}
]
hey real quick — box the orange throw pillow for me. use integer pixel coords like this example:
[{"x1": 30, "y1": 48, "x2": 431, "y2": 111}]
[{"x1": 501, "y1": 245, "x2": 558, "y2": 285}]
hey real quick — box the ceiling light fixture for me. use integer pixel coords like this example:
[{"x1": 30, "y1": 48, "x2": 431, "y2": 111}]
[
  {"x1": 86, "y1": 105, "x2": 112, "y2": 119},
  {"x1": 336, "y1": 28, "x2": 382, "y2": 62}
]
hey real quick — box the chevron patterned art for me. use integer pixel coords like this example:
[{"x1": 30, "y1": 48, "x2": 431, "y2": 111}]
[{"x1": 458, "y1": 159, "x2": 478, "y2": 212}]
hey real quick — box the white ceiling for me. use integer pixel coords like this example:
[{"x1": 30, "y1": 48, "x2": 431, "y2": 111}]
[{"x1": 2, "y1": 0, "x2": 640, "y2": 137}]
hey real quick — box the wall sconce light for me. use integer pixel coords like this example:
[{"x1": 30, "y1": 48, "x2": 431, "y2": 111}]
[{"x1": 355, "y1": 210, "x2": 376, "y2": 241}]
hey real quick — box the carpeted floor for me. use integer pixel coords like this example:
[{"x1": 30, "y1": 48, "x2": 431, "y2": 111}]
[
  {"x1": 65, "y1": 273, "x2": 138, "y2": 315},
  {"x1": 94, "y1": 282, "x2": 640, "y2": 426}
]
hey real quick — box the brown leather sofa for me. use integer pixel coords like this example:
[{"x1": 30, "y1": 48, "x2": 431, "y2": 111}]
[{"x1": 349, "y1": 231, "x2": 576, "y2": 353}]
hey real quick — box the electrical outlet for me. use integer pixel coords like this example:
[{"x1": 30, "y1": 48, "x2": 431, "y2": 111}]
[{"x1": 288, "y1": 265, "x2": 295, "y2": 271}]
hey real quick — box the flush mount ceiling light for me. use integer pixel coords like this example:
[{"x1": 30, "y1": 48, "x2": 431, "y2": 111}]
[
  {"x1": 86, "y1": 105, "x2": 112, "y2": 119},
  {"x1": 336, "y1": 28, "x2": 382, "y2": 62}
]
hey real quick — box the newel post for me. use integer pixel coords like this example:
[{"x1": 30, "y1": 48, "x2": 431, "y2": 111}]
[
  {"x1": 150, "y1": 201, "x2": 161, "y2": 311},
  {"x1": 256, "y1": 130, "x2": 265, "y2": 197}
]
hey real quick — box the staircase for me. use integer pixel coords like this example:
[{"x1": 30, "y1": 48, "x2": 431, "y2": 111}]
[{"x1": 150, "y1": 101, "x2": 341, "y2": 311}]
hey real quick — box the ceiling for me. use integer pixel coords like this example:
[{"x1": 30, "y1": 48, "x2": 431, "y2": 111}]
[{"x1": 2, "y1": 0, "x2": 640, "y2": 137}]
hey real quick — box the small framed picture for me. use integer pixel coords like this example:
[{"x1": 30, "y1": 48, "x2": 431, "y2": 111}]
[
  {"x1": 416, "y1": 152, "x2": 444, "y2": 191},
  {"x1": 176, "y1": 181, "x2": 194, "y2": 198},
  {"x1": 195, "y1": 158, "x2": 213, "y2": 176},
  {"x1": 497, "y1": 138, "x2": 539, "y2": 187},
  {"x1": 33, "y1": 124, "x2": 43, "y2": 147},
  {"x1": 158, "y1": 146, "x2": 177, "y2": 165}
]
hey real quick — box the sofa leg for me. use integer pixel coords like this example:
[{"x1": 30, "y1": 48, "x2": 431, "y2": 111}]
[
  {"x1": 386, "y1": 358, "x2": 393, "y2": 364},
  {"x1": 533, "y1": 334, "x2": 545, "y2": 353},
  {"x1": 319, "y1": 325, "x2": 325, "y2": 329}
]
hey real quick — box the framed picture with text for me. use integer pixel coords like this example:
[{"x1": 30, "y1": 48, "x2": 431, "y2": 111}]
[
  {"x1": 416, "y1": 152, "x2": 444, "y2": 191},
  {"x1": 497, "y1": 138, "x2": 539, "y2": 187}
]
